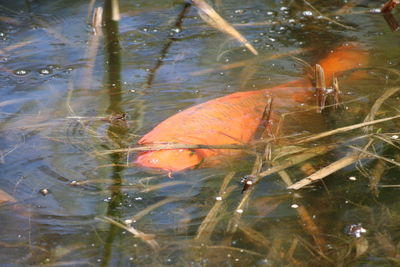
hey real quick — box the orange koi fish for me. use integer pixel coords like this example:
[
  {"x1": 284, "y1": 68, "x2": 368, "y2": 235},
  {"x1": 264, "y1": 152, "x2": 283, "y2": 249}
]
[{"x1": 136, "y1": 43, "x2": 368, "y2": 172}]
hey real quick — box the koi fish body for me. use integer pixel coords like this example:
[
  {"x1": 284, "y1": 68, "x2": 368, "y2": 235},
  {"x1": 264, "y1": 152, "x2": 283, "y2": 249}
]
[{"x1": 136, "y1": 43, "x2": 368, "y2": 172}]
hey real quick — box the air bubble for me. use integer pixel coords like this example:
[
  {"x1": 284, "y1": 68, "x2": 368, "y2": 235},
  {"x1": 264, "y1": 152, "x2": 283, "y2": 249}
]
[
  {"x1": 14, "y1": 69, "x2": 29, "y2": 76},
  {"x1": 39, "y1": 68, "x2": 52, "y2": 75}
]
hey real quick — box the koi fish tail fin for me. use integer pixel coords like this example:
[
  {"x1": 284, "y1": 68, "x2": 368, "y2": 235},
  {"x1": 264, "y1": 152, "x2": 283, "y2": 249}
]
[{"x1": 317, "y1": 42, "x2": 368, "y2": 85}]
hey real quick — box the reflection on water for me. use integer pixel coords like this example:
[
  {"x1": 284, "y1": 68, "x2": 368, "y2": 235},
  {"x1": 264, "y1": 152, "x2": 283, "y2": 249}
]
[{"x1": 1, "y1": 0, "x2": 400, "y2": 266}]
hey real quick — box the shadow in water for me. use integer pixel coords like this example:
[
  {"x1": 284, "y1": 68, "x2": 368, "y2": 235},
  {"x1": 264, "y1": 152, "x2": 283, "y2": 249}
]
[{"x1": 101, "y1": 0, "x2": 128, "y2": 265}]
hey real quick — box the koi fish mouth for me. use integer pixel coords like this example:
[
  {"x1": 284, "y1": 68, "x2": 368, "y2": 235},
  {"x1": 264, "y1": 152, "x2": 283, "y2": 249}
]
[{"x1": 135, "y1": 149, "x2": 203, "y2": 172}]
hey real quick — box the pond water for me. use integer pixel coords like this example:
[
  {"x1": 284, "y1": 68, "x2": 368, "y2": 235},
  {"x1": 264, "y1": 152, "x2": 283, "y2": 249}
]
[{"x1": 1, "y1": 0, "x2": 400, "y2": 266}]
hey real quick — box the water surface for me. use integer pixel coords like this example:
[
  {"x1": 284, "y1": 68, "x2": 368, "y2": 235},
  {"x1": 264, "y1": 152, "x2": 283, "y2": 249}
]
[{"x1": 1, "y1": 0, "x2": 400, "y2": 266}]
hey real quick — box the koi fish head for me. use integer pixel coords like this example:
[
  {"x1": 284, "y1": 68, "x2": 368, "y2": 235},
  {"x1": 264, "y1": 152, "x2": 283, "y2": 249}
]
[{"x1": 135, "y1": 149, "x2": 203, "y2": 172}]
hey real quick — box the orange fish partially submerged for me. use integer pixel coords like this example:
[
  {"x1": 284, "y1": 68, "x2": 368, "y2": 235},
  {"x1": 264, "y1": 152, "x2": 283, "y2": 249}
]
[{"x1": 136, "y1": 43, "x2": 368, "y2": 172}]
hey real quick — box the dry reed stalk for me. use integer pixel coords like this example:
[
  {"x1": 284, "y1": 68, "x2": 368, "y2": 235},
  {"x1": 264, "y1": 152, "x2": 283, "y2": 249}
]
[
  {"x1": 111, "y1": 0, "x2": 120, "y2": 21},
  {"x1": 295, "y1": 235, "x2": 334, "y2": 263},
  {"x1": 373, "y1": 134, "x2": 400, "y2": 150},
  {"x1": 238, "y1": 224, "x2": 271, "y2": 249},
  {"x1": 69, "y1": 179, "x2": 118, "y2": 185},
  {"x1": 0, "y1": 16, "x2": 20, "y2": 25},
  {"x1": 383, "y1": 13, "x2": 400, "y2": 31},
  {"x1": 379, "y1": 184, "x2": 400, "y2": 188},
  {"x1": 276, "y1": 170, "x2": 327, "y2": 253},
  {"x1": 381, "y1": 0, "x2": 400, "y2": 13},
  {"x1": 287, "y1": 152, "x2": 366, "y2": 190},
  {"x1": 0, "y1": 189, "x2": 16, "y2": 204},
  {"x1": 334, "y1": 1, "x2": 358, "y2": 15},
  {"x1": 129, "y1": 197, "x2": 180, "y2": 222},
  {"x1": 232, "y1": 21, "x2": 277, "y2": 27},
  {"x1": 0, "y1": 134, "x2": 25, "y2": 164},
  {"x1": 300, "y1": 163, "x2": 317, "y2": 176},
  {"x1": 0, "y1": 40, "x2": 34, "y2": 55},
  {"x1": 81, "y1": 7, "x2": 103, "y2": 90},
  {"x1": 195, "y1": 172, "x2": 236, "y2": 241},
  {"x1": 303, "y1": 0, "x2": 355, "y2": 30},
  {"x1": 285, "y1": 85, "x2": 400, "y2": 189},
  {"x1": 239, "y1": 63, "x2": 259, "y2": 89},
  {"x1": 257, "y1": 144, "x2": 337, "y2": 178},
  {"x1": 96, "y1": 216, "x2": 158, "y2": 249},
  {"x1": 315, "y1": 64, "x2": 327, "y2": 113},
  {"x1": 295, "y1": 115, "x2": 400, "y2": 144},
  {"x1": 363, "y1": 87, "x2": 400, "y2": 133},
  {"x1": 265, "y1": 236, "x2": 283, "y2": 261},
  {"x1": 286, "y1": 237, "x2": 299, "y2": 260},
  {"x1": 348, "y1": 145, "x2": 400, "y2": 167},
  {"x1": 86, "y1": 0, "x2": 97, "y2": 23},
  {"x1": 139, "y1": 180, "x2": 192, "y2": 193},
  {"x1": 296, "y1": 205, "x2": 326, "y2": 253},
  {"x1": 33, "y1": 16, "x2": 76, "y2": 47},
  {"x1": 0, "y1": 98, "x2": 31, "y2": 108},
  {"x1": 332, "y1": 77, "x2": 341, "y2": 109},
  {"x1": 96, "y1": 143, "x2": 247, "y2": 155},
  {"x1": 191, "y1": 47, "x2": 312, "y2": 76},
  {"x1": 192, "y1": 0, "x2": 258, "y2": 55},
  {"x1": 225, "y1": 187, "x2": 252, "y2": 233},
  {"x1": 137, "y1": 175, "x2": 170, "y2": 186},
  {"x1": 14, "y1": 122, "x2": 62, "y2": 131},
  {"x1": 291, "y1": 55, "x2": 315, "y2": 79},
  {"x1": 189, "y1": 245, "x2": 265, "y2": 258},
  {"x1": 369, "y1": 159, "x2": 387, "y2": 197},
  {"x1": 226, "y1": 151, "x2": 266, "y2": 233},
  {"x1": 277, "y1": 170, "x2": 292, "y2": 187},
  {"x1": 315, "y1": 64, "x2": 326, "y2": 90}
]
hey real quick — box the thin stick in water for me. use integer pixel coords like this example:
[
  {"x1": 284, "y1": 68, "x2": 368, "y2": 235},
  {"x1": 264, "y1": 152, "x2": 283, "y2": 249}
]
[{"x1": 195, "y1": 172, "x2": 236, "y2": 241}]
